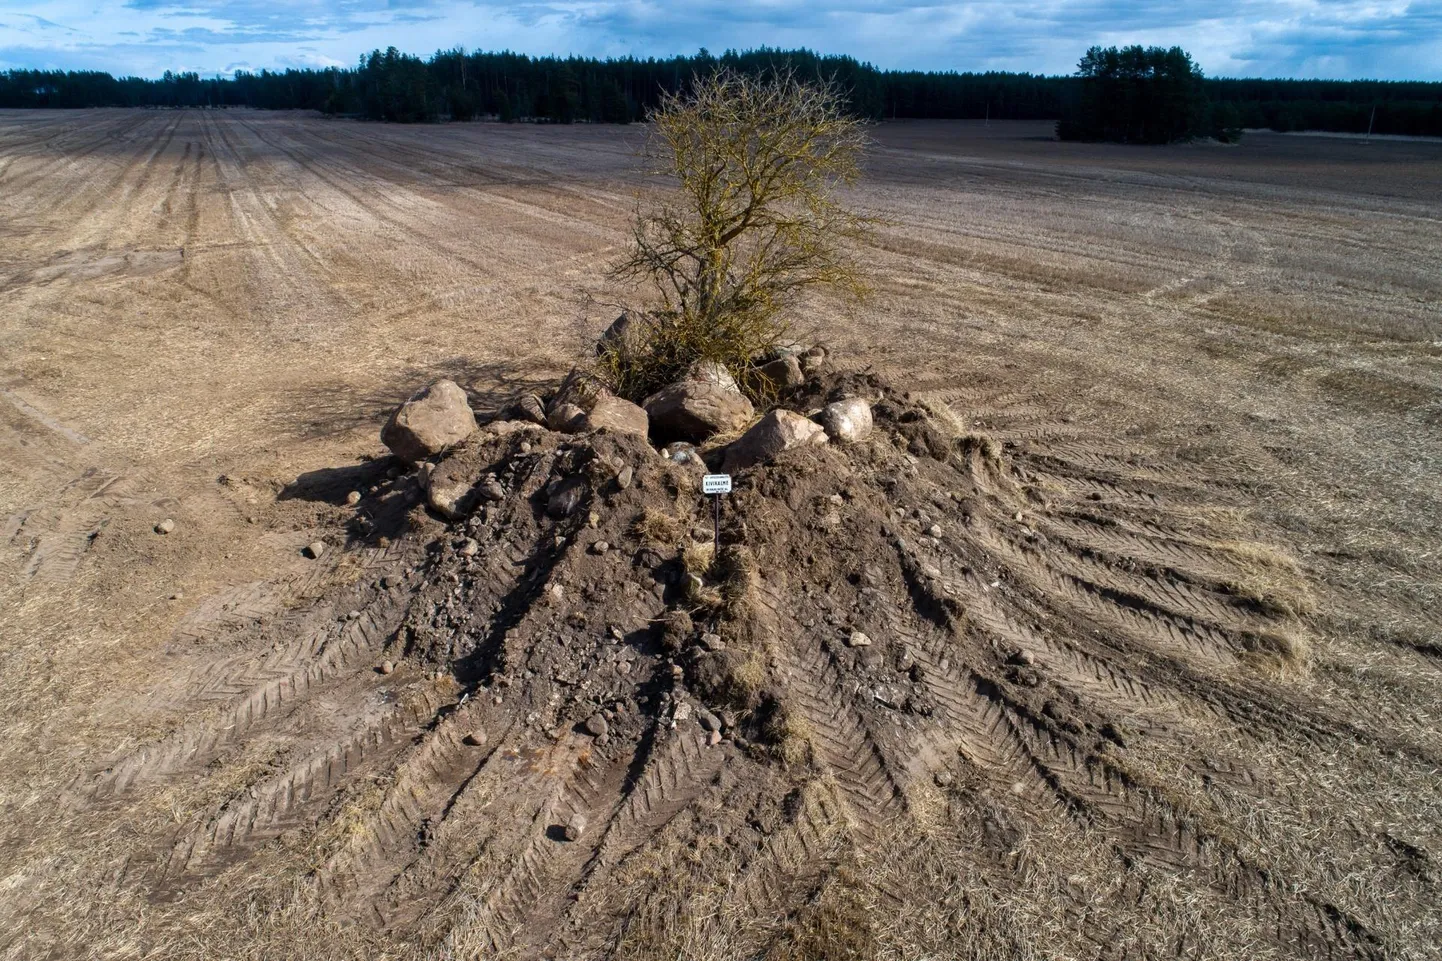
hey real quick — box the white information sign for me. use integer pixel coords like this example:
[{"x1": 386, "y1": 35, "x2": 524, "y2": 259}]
[{"x1": 702, "y1": 474, "x2": 733, "y2": 495}]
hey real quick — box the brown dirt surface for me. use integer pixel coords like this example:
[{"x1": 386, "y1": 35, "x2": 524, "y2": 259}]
[{"x1": 1, "y1": 111, "x2": 1440, "y2": 961}]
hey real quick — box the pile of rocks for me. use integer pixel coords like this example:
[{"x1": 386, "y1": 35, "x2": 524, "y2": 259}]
[{"x1": 380, "y1": 329, "x2": 874, "y2": 482}]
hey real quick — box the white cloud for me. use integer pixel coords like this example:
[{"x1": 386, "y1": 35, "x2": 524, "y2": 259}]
[{"x1": 0, "y1": 0, "x2": 1437, "y2": 78}]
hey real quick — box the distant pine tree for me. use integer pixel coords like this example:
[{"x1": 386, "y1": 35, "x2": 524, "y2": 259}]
[{"x1": 1057, "y1": 45, "x2": 1209, "y2": 144}]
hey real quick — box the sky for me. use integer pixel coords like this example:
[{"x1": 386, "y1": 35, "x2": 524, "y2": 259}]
[{"x1": 1, "y1": 0, "x2": 1439, "y2": 81}]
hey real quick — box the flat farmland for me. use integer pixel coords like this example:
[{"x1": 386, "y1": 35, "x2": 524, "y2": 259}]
[{"x1": 1, "y1": 110, "x2": 1440, "y2": 960}]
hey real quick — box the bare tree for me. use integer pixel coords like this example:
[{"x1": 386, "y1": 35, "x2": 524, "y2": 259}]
[{"x1": 604, "y1": 68, "x2": 872, "y2": 400}]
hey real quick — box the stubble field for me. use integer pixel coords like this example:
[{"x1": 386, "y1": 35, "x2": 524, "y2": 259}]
[{"x1": 1, "y1": 110, "x2": 1439, "y2": 960}]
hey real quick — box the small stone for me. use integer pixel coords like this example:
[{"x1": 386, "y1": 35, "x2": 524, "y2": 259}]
[
  {"x1": 169, "y1": 592, "x2": 184, "y2": 600},
  {"x1": 154, "y1": 518, "x2": 175, "y2": 534},
  {"x1": 699, "y1": 633, "x2": 726, "y2": 652},
  {"x1": 591, "y1": 541, "x2": 610, "y2": 555},
  {"x1": 671, "y1": 664, "x2": 684, "y2": 680},
  {"x1": 463, "y1": 730, "x2": 488, "y2": 747},
  {"x1": 697, "y1": 709, "x2": 722, "y2": 733},
  {"x1": 934, "y1": 771, "x2": 954, "y2": 788},
  {"x1": 345, "y1": 490, "x2": 362, "y2": 506},
  {"x1": 927, "y1": 524, "x2": 942, "y2": 537},
  {"x1": 616, "y1": 465, "x2": 634, "y2": 490},
  {"x1": 1010, "y1": 649, "x2": 1036, "y2": 666},
  {"x1": 378, "y1": 660, "x2": 395, "y2": 675},
  {"x1": 304, "y1": 541, "x2": 326, "y2": 559},
  {"x1": 847, "y1": 630, "x2": 873, "y2": 648},
  {"x1": 584, "y1": 714, "x2": 609, "y2": 737},
  {"x1": 478, "y1": 480, "x2": 505, "y2": 502},
  {"x1": 561, "y1": 816, "x2": 586, "y2": 841},
  {"x1": 707, "y1": 731, "x2": 723, "y2": 747},
  {"x1": 459, "y1": 538, "x2": 480, "y2": 557},
  {"x1": 382, "y1": 574, "x2": 402, "y2": 588}
]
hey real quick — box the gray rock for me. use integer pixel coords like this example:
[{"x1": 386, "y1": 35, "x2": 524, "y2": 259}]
[
  {"x1": 478, "y1": 479, "x2": 506, "y2": 502},
  {"x1": 345, "y1": 490, "x2": 362, "y2": 506},
  {"x1": 548, "y1": 366, "x2": 609, "y2": 416},
  {"x1": 616, "y1": 465, "x2": 634, "y2": 490},
  {"x1": 699, "y1": 633, "x2": 726, "y2": 651},
  {"x1": 591, "y1": 540, "x2": 610, "y2": 555},
  {"x1": 722, "y1": 409, "x2": 828, "y2": 471},
  {"x1": 584, "y1": 714, "x2": 609, "y2": 737},
  {"x1": 154, "y1": 518, "x2": 175, "y2": 535},
  {"x1": 381, "y1": 379, "x2": 477, "y2": 463},
  {"x1": 378, "y1": 660, "x2": 395, "y2": 675},
  {"x1": 304, "y1": 541, "x2": 326, "y2": 559},
  {"x1": 583, "y1": 396, "x2": 649, "y2": 436},
  {"x1": 756, "y1": 354, "x2": 805, "y2": 392},
  {"x1": 459, "y1": 538, "x2": 480, "y2": 557},
  {"x1": 799, "y1": 345, "x2": 828, "y2": 372},
  {"x1": 595, "y1": 310, "x2": 654, "y2": 362},
  {"x1": 547, "y1": 476, "x2": 588, "y2": 518},
  {"x1": 697, "y1": 709, "x2": 722, "y2": 733},
  {"x1": 643, "y1": 363, "x2": 754, "y2": 443},
  {"x1": 847, "y1": 630, "x2": 872, "y2": 648},
  {"x1": 511, "y1": 393, "x2": 547, "y2": 425},
  {"x1": 817, "y1": 398, "x2": 873, "y2": 444},
  {"x1": 561, "y1": 814, "x2": 587, "y2": 841},
  {"x1": 547, "y1": 402, "x2": 588, "y2": 433}
]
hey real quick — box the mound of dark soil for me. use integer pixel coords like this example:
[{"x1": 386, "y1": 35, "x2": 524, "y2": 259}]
[{"x1": 75, "y1": 364, "x2": 1395, "y2": 961}]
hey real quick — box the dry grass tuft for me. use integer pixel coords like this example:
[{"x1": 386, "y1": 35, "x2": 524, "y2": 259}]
[{"x1": 631, "y1": 508, "x2": 681, "y2": 546}]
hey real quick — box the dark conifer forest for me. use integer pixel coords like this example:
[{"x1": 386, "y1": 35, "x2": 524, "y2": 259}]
[{"x1": 2, "y1": 45, "x2": 1439, "y2": 138}]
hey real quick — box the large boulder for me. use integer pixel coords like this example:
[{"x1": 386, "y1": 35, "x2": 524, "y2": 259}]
[
  {"x1": 381, "y1": 379, "x2": 477, "y2": 463},
  {"x1": 583, "y1": 396, "x2": 649, "y2": 436},
  {"x1": 722, "y1": 409, "x2": 828, "y2": 471},
  {"x1": 643, "y1": 363, "x2": 754, "y2": 443},
  {"x1": 817, "y1": 398, "x2": 874, "y2": 444}
]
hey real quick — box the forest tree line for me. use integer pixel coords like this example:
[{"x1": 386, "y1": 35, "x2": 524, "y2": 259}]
[{"x1": 2, "y1": 46, "x2": 1440, "y2": 138}]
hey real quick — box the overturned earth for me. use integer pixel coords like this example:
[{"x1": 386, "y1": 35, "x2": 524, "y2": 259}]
[{"x1": 56, "y1": 365, "x2": 1416, "y2": 961}]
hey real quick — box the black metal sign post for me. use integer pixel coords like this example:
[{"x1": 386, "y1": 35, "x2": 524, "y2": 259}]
[{"x1": 702, "y1": 473, "x2": 732, "y2": 558}]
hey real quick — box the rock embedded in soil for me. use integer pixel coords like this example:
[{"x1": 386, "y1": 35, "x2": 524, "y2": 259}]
[
  {"x1": 723, "y1": 409, "x2": 828, "y2": 471},
  {"x1": 583, "y1": 396, "x2": 649, "y2": 437},
  {"x1": 547, "y1": 402, "x2": 588, "y2": 433},
  {"x1": 547, "y1": 476, "x2": 588, "y2": 518},
  {"x1": 154, "y1": 518, "x2": 175, "y2": 534},
  {"x1": 818, "y1": 398, "x2": 874, "y2": 444},
  {"x1": 590, "y1": 540, "x2": 610, "y2": 555},
  {"x1": 304, "y1": 541, "x2": 326, "y2": 559},
  {"x1": 381, "y1": 379, "x2": 477, "y2": 463},
  {"x1": 799, "y1": 345, "x2": 828, "y2": 372},
  {"x1": 584, "y1": 714, "x2": 609, "y2": 737},
  {"x1": 463, "y1": 730, "x2": 488, "y2": 747},
  {"x1": 345, "y1": 490, "x2": 362, "y2": 506},
  {"x1": 643, "y1": 363, "x2": 754, "y2": 444},
  {"x1": 616, "y1": 465, "x2": 634, "y2": 490},
  {"x1": 378, "y1": 660, "x2": 394, "y2": 675},
  {"x1": 549, "y1": 366, "x2": 609, "y2": 416},
  {"x1": 511, "y1": 393, "x2": 547, "y2": 425},
  {"x1": 847, "y1": 630, "x2": 873, "y2": 648}
]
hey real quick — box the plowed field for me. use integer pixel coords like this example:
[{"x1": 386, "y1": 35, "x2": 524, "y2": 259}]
[{"x1": 1, "y1": 110, "x2": 1439, "y2": 961}]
